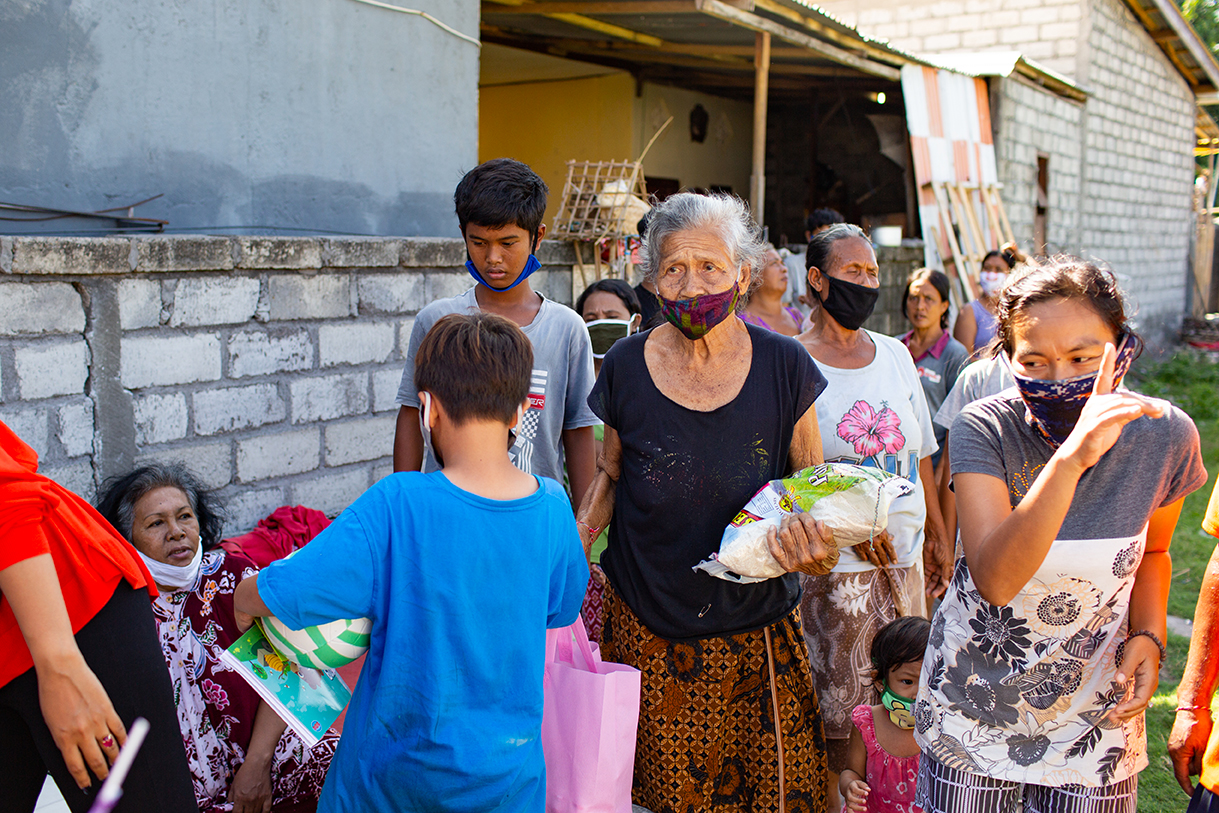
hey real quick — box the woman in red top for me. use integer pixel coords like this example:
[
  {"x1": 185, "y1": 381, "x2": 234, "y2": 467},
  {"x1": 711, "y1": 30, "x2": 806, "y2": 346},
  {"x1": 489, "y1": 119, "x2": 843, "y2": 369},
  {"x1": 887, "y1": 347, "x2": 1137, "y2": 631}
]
[{"x1": 0, "y1": 420, "x2": 195, "y2": 812}]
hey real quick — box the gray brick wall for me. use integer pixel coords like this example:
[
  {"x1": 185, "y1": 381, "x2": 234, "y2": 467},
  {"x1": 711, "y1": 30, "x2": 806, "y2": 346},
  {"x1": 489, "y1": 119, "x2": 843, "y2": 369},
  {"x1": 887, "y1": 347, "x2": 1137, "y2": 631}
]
[
  {"x1": 992, "y1": 74, "x2": 1085, "y2": 255},
  {"x1": 818, "y1": 0, "x2": 1084, "y2": 77},
  {"x1": 1075, "y1": 0, "x2": 1196, "y2": 348},
  {"x1": 0, "y1": 236, "x2": 575, "y2": 532},
  {"x1": 819, "y1": 0, "x2": 1197, "y2": 350}
]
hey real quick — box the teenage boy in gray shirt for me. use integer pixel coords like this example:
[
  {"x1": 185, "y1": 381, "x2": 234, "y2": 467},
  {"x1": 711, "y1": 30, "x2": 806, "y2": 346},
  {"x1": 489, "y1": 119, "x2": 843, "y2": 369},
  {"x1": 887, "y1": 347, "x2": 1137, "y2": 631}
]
[{"x1": 393, "y1": 159, "x2": 599, "y2": 508}]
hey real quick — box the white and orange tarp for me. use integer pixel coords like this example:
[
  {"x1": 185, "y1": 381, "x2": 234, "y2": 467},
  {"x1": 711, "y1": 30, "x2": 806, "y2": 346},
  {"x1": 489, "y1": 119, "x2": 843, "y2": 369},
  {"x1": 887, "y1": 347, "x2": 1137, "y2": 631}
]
[{"x1": 901, "y1": 64, "x2": 1000, "y2": 274}]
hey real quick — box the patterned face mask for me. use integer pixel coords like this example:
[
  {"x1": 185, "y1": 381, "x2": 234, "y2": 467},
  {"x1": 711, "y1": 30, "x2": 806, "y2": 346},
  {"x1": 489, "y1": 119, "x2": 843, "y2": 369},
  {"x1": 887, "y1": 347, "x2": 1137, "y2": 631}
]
[
  {"x1": 659, "y1": 276, "x2": 741, "y2": 340},
  {"x1": 881, "y1": 683, "x2": 917, "y2": 730},
  {"x1": 1008, "y1": 334, "x2": 1139, "y2": 448}
]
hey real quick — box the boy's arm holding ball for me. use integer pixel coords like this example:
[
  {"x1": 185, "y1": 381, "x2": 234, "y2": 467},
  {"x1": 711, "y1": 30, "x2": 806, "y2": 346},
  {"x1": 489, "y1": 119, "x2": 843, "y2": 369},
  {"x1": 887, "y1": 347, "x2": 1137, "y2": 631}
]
[{"x1": 839, "y1": 724, "x2": 871, "y2": 813}]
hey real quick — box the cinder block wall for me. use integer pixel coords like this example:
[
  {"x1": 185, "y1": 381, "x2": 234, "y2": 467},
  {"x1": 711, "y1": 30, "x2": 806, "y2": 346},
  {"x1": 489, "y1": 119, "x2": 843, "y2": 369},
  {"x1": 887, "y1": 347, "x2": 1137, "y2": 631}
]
[
  {"x1": 1079, "y1": 0, "x2": 1196, "y2": 350},
  {"x1": 816, "y1": 0, "x2": 1084, "y2": 78},
  {"x1": 0, "y1": 236, "x2": 575, "y2": 534},
  {"x1": 992, "y1": 75, "x2": 1085, "y2": 256},
  {"x1": 863, "y1": 244, "x2": 928, "y2": 337}
]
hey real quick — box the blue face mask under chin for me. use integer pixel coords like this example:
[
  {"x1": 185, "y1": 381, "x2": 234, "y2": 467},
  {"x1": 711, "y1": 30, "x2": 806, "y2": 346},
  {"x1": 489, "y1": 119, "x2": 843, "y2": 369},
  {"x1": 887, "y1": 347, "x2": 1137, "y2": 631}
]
[{"x1": 465, "y1": 254, "x2": 542, "y2": 292}]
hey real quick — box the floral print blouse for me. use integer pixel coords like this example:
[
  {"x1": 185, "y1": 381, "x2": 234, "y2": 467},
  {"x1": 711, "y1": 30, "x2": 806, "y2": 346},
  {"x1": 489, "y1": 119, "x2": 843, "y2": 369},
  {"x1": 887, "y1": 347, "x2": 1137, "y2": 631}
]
[
  {"x1": 915, "y1": 533, "x2": 1149, "y2": 788},
  {"x1": 151, "y1": 549, "x2": 336, "y2": 811}
]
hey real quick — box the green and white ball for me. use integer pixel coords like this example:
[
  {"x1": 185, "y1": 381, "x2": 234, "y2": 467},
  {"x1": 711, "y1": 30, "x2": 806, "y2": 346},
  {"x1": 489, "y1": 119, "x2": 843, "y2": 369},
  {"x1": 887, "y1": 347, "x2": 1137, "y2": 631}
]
[{"x1": 261, "y1": 614, "x2": 371, "y2": 670}]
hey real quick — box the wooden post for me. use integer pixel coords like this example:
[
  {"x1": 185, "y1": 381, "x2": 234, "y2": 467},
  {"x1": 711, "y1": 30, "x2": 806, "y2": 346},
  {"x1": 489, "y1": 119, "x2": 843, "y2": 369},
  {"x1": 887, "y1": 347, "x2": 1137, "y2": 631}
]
[{"x1": 750, "y1": 31, "x2": 771, "y2": 226}]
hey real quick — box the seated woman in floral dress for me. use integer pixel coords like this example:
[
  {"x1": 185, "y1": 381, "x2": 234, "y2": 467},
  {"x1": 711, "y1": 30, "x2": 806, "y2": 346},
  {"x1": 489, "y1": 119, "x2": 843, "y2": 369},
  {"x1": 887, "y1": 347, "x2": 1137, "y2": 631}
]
[{"x1": 98, "y1": 463, "x2": 337, "y2": 813}]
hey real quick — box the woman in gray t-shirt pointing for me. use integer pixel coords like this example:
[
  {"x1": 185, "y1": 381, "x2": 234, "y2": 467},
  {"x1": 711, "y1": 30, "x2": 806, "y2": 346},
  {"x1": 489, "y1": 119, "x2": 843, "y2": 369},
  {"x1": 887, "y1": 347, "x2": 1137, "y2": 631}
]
[{"x1": 915, "y1": 257, "x2": 1207, "y2": 813}]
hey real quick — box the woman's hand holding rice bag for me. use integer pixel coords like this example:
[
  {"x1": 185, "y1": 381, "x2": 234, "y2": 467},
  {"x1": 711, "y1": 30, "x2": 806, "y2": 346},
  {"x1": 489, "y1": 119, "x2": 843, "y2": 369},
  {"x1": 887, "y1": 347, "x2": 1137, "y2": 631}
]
[{"x1": 695, "y1": 463, "x2": 913, "y2": 583}]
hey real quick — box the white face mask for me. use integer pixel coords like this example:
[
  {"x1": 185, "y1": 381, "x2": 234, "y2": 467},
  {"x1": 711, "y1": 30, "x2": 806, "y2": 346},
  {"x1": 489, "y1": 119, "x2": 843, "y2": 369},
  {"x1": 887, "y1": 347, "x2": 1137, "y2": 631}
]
[
  {"x1": 138, "y1": 544, "x2": 203, "y2": 591},
  {"x1": 419, "y1": 391, "x2": 441, "y2": 467},
  {"x1": 980, "y1": 270, "x2": 1007, "y2": 297},
  {"x1": 420, "y1": 391, "x2": 524, "y2": 469},
  {"x1": 585, "y1": 318, "x2": 636, "y2": 359}
]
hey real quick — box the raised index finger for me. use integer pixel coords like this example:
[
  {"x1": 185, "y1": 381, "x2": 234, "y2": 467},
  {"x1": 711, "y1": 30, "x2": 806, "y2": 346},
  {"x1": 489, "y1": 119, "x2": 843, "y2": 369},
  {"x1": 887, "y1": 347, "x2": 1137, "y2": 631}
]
[{"x1": 1093, "y1": 342, "x2": 1116, "y2": 397}]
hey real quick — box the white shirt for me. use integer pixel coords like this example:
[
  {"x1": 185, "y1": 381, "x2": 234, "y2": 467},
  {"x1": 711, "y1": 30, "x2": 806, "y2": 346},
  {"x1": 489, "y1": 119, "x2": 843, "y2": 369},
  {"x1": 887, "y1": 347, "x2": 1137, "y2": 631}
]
[{"x1": 809, "y1": 331, "x2": 937, "y2": 571}]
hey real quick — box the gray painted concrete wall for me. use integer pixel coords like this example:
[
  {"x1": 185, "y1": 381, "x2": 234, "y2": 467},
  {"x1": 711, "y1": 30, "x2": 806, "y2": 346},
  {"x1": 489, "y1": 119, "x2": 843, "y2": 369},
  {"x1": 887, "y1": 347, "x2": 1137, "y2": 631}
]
[
  {"x1": 0, "y1": 0, "x2": 479, "y2": 237},
  {"x1": 0, "y1": 235, "x2": 576, "y2": 535}
]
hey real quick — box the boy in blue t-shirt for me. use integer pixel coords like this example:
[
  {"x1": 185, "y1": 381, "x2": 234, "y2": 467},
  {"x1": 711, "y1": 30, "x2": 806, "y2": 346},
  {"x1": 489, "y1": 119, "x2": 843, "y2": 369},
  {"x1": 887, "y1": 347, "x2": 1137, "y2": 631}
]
[{"x1": 234, "y1": 313, "x2": 590, "y2": 813}]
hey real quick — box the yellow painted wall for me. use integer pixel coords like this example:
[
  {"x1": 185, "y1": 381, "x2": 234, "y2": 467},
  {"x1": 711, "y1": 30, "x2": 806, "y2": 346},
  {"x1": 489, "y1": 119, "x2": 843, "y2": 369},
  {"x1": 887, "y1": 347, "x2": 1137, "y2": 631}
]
[
  {"x1": 632, "y1": 83, "x2": 753, "y2": 199},
  {"x1": 479, "y1": 73, "x2": 637, "y2": 232}
]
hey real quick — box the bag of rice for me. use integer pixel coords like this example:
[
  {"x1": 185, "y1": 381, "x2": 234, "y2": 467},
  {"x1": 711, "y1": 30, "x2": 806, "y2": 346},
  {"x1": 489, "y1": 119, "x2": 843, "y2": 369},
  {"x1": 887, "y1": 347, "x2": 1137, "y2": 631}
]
[{"x1": 693, "y1": 463, "x2": 914, "y2": 583}]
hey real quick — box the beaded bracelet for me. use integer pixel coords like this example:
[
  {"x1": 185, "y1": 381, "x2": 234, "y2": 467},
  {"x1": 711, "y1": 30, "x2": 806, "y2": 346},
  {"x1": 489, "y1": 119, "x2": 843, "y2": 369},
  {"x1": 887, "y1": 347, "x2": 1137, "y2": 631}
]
[
  {"x1": 576, "y1": 520, "x2": 602, "y2": 539},
  {"x1": 1127, "y1": 629, "x2": 1167, "y2": 662}
]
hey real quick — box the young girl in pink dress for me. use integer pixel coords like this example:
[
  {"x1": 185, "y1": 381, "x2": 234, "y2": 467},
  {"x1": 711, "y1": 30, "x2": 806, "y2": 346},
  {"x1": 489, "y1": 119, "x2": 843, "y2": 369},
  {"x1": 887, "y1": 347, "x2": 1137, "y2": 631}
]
[{"x1": 840, "y1": 616, "x2": 930, "y2": 813}]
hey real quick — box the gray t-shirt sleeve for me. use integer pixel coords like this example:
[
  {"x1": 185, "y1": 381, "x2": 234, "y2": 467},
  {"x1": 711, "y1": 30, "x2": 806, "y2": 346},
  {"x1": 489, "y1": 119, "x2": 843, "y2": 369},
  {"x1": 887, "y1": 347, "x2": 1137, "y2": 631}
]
[
  {"x1": 942, "y1": 341, "x2": 970, "y2": 401},
  {"x1": 395, "y1": 315, "x2": 432, "y2": 409},
  {"x1": 562, "y1": 312, "x2": 600, "y2": 431},
  {"x1": 1159, "y1": 405, "x2": 1208, "y2": 508},
  {"x1": 948, "y1": 400, "x2": 1007, "y2": 481},
  {"x1": 935, "y1": 358, "x2": 986, "y2": 431},
  {"x1": 902, "y1": 343, "x2": 939, "y2": 459}
]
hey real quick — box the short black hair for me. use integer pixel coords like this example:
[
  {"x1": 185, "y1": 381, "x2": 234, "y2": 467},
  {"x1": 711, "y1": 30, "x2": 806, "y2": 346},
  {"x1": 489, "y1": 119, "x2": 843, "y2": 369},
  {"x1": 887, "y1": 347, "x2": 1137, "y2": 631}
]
[
  {"x1": 97, "y1": 463, "x2": 227, "y2": 550},
  {"x1": 806, "y1": 207, "x2": 844, "y2": 234},
  {"x1": 982, "y1": 249, "x2": 1016, "y2": 270},
  {"x1": 454, "y1": 158, "x2": 548, "y2": 243},
  {"x1": 415, "y1": 312, "x2": 533, "y2": 425},
  {"x1": 575, "y1": 278, "x2": 641, "y2": 318},
  {"x1": 995, "y1": 255, "x2": 1142, "y2": 360},
  {"x1": 902, "y1": 267, "x2": 953, "y2": 329},
  {"x1": 870, "y1": 616, "x2": 931, "y2": 685}
]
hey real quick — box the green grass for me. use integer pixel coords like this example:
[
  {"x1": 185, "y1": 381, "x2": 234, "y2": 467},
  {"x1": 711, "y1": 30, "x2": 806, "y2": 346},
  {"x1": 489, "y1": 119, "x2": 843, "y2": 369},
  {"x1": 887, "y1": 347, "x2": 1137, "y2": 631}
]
[
  {"x1": 1128, "y1": 351, "x2": 1219, "y2": 810},
  {"x1": 1140, "y1": 632, "x2": 1199, "y2": 811}
]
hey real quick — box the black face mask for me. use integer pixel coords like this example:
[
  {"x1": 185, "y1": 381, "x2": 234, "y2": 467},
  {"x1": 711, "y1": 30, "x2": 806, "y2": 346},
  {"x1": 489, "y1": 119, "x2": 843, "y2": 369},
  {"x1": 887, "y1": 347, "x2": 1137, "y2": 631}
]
[{"x1": 815, "y1": 274, "x2": 879, "y2": 331}]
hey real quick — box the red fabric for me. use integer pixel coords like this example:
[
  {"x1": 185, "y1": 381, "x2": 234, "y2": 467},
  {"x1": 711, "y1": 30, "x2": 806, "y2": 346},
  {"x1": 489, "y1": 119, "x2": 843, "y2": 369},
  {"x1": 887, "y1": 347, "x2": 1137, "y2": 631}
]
[
  {"x1": 0, "y1": 420, "x2": 153, "y2": 688},
  {"x1": 219, "y1": 505, "x2": 331, "y2": 568}
]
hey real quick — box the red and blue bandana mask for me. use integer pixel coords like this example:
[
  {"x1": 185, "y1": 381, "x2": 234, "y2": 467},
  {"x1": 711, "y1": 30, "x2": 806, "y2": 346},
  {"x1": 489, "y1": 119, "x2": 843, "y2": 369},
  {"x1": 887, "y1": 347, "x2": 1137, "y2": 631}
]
[{"x1": 1008, "y1": 334, "x2": 1139, "y2": 447}]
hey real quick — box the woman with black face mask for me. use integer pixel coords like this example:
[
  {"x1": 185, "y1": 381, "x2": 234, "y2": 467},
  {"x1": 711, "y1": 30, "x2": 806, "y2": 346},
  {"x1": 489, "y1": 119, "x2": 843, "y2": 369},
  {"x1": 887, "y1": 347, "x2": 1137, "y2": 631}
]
[{"x1": 794, "y1": 223, "x2": 952, "y2": 810}]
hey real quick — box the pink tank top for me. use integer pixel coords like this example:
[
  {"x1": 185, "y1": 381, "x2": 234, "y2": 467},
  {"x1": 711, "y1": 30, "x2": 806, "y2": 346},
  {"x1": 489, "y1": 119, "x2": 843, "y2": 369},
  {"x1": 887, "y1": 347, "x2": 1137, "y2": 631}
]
[{"x1": 851, "y1": 704, "x2": 923, "y2": 813}]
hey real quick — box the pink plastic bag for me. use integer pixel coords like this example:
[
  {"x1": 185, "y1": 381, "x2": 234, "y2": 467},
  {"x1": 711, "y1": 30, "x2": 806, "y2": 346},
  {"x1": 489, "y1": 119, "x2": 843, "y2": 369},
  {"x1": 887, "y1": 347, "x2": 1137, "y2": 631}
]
[{"x1": 542, "y1": 616, "x2": 641, "y2": 813}]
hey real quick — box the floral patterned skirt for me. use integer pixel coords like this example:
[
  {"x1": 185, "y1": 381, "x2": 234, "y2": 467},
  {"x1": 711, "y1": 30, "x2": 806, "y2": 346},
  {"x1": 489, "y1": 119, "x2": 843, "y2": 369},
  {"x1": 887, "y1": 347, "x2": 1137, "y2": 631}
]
[
  {"x1": 799, "y1": 565, "x2": 926, "y2": 773},
  {"x1": 600, "y1": 582, "x2": 828, "y2": 813}
]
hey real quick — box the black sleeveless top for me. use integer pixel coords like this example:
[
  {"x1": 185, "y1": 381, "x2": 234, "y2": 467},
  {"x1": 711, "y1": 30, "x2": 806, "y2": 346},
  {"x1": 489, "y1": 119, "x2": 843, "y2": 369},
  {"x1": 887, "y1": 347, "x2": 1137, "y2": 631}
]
[{"x1": 588, "y1": 322, "x2": 826, "y2": 641}]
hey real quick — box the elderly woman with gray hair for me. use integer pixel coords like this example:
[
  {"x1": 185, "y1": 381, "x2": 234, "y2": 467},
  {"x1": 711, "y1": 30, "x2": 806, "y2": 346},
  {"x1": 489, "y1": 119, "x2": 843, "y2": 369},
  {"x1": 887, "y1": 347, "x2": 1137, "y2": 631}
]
[
  {"x1": 96, "y1": 464, "x2": 336, "y2": 813},
  {"x1": 577, "y1": 192, "x2": 837, "y2": 813}
]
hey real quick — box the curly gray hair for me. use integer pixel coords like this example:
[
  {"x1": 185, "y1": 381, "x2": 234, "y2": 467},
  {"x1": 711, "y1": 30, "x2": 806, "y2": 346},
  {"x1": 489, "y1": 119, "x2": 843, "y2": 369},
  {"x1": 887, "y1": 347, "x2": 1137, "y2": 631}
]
[{"x1": 641, "y1": 192, "x2": 766, "y2": 308}]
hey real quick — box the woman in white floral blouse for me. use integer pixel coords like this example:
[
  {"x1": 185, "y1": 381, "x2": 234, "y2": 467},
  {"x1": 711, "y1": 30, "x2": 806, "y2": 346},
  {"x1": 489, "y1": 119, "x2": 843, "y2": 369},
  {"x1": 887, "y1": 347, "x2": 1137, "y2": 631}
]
[
  {"x1": 98, "y1": 464, "x2": 337, "y2": 813},
  {"x1": 915, "y1": 258, "x2": 1207, "y2": 813}
]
